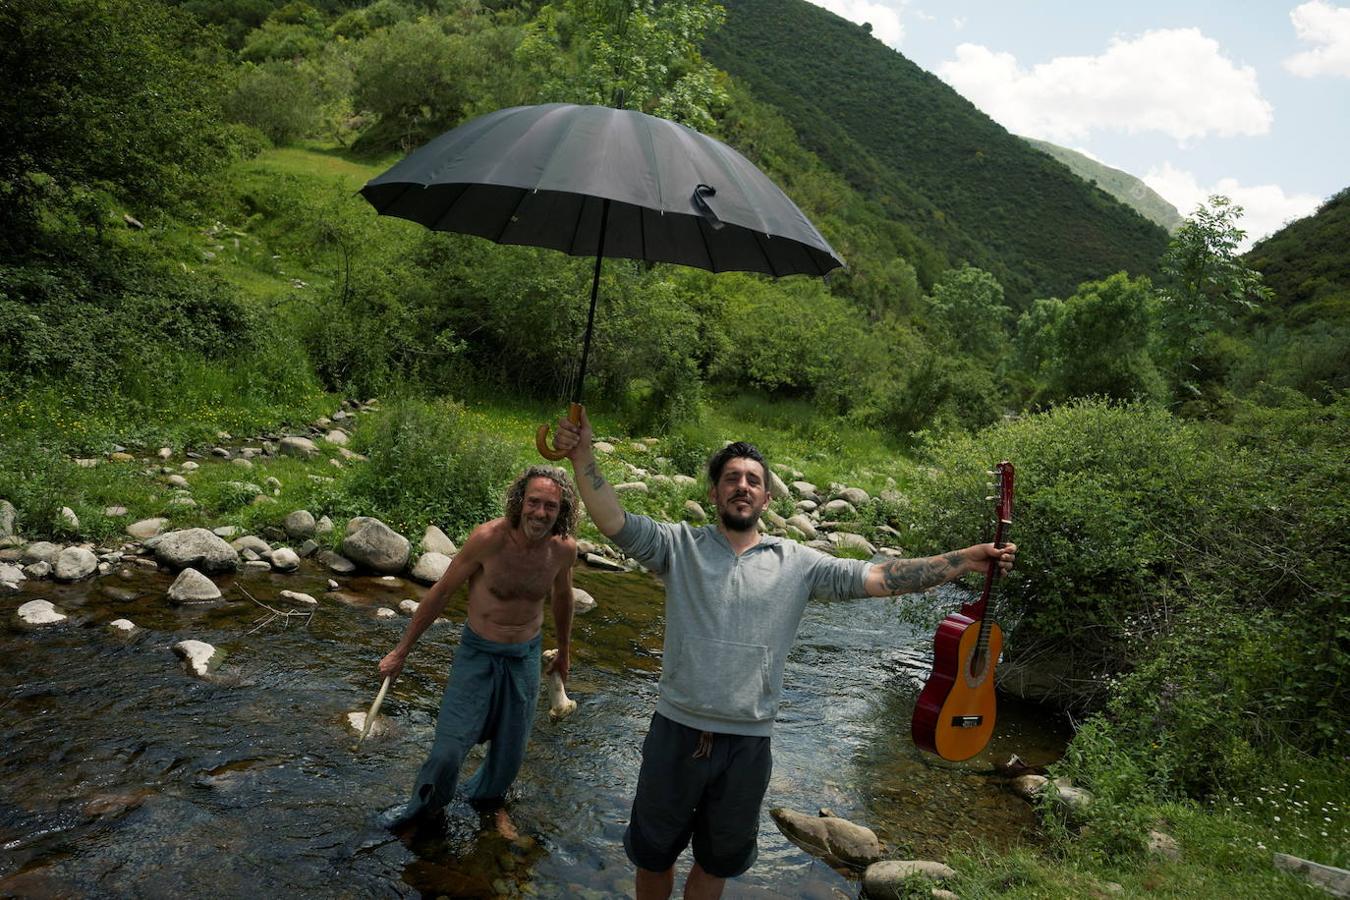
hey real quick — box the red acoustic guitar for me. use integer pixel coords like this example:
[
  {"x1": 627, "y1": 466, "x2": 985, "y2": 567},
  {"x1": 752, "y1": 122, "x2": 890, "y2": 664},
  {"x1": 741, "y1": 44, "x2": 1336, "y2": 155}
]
[{"x1": 911, "y1": 461, "x2": 1014, "y2": 761}]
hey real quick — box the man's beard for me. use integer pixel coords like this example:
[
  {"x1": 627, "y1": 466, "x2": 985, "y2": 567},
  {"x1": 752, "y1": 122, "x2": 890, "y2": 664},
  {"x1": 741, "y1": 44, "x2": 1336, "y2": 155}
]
[{"x1": 719, "y1": 506, "x2": 760, "y2": 532}]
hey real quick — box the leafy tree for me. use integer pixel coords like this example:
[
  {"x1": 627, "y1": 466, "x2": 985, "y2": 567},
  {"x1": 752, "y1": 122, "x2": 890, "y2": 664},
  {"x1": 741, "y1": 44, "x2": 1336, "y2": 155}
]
[
  {"x1": 0, "y1": 0, "x2": 236, "y2": 249},
  {"x1": 517, "y1": 0, "x2": 727, "y2": 130},
  {"x1": 926, "y1": 265, "x2": 1012, "y2": 358},
  {"x1": 1026, "y1": 273, "x2": 1165, "y2": 404},
  {"x1": 1157, "y1": 196, "x2": 1272, "y2": 396}
]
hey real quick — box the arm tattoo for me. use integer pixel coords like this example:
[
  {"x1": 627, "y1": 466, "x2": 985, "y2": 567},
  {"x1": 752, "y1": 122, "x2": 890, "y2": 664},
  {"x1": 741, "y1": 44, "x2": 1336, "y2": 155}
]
[
  {"x1": 879, "y1": 551, "x2": 966, "y2": 595},
  {"x1": 583, "y1": 461, "x2": 605, "y2": 491}
]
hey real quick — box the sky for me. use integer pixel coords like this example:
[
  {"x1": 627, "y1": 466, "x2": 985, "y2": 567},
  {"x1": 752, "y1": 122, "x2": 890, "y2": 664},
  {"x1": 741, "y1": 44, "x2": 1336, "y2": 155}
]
[{"x1": 802, "y1": 0, "x2": 1350, "y2": 247}]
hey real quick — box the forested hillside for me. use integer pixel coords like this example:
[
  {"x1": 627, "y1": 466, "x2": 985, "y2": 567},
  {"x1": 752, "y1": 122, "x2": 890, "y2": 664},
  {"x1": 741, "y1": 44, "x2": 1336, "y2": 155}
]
[
  {"x1": 1023, "y1": 138, "x2": 1182, "y2": 232},
  {"x1": 706, "y1": 0, "x2": 1170, "y2": 306},
  {"x1": 1246, "y1": 187, "x2": 1350, "y2": 308}
]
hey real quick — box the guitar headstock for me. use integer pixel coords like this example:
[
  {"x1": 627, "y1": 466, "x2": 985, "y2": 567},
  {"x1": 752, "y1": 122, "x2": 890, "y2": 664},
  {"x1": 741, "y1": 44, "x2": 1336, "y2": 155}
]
[{"x1": 995, "y1": 460, "x2": 1014, "y2": 524}]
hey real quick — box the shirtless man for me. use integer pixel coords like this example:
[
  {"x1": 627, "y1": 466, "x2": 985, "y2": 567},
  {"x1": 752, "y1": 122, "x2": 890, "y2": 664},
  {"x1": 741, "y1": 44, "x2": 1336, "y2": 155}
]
[{"x1": 377, "y1": 465, "x2": 578, "y2": 839}]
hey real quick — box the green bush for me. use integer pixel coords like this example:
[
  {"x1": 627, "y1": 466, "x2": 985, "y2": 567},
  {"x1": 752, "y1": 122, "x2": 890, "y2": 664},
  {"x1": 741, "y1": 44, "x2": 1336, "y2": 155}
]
[{"x1": 336, "y1": 397, "x2": 520, "y2": 539}]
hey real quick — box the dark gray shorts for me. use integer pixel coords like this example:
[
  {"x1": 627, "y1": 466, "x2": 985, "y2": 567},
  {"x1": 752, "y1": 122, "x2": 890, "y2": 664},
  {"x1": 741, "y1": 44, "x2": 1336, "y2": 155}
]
[{"x1": 623, "y1": 712, "x2": 773, "y2": 879}]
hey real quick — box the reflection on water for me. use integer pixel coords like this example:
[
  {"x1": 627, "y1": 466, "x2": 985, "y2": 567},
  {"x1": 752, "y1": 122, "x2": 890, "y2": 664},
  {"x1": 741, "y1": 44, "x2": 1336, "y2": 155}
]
[{"x1": 0, "y1": 563, "x2": 1067, "y2": 897}]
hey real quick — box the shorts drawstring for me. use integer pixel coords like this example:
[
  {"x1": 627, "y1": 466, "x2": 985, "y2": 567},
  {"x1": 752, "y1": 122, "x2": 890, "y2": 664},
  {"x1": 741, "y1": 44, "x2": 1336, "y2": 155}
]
[{"x1": 692, "y1": 731, "x2": 713, "y2": 759}]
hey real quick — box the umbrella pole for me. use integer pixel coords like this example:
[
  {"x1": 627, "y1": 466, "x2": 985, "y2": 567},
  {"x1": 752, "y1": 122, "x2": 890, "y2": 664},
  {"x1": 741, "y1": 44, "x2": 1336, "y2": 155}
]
[{"x1": 538, "y1": 198, "x2": 610, "y2": 459}]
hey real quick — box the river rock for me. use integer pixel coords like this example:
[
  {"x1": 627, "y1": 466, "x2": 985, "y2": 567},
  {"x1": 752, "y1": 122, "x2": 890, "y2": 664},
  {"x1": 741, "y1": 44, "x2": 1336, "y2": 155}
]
[
  {"x1": 126, "y1": 518, "x2": 168, "y2": 540},
  {"x1": 410, "y1": 552, "x2": 452, "y2": 584},
  {"x1": 821, "y1": 499, "x2": 857, "y2": 519},
  {"x1": 324, "y1": 429, "x2": 349, "y2": 445},
  {"x1": 155, "y1": 529, "x2": 238, "y2": 573},
  {"x1": 0, "y1": 563, "x2": 24, "y2": 587},
  {"x1": 230, "y1": 535, "x2": 271, "y2": 556},
  {"x1": 279, "y1": 590, "x2": 317, "y2": 605},
  {"x1": 173, "y1": 639, "x2": 218, "y2": 676},
  {"x1": 375, "y1": 607, "x2": 397, "y2": 619},
  {"x1": 1273, "y1": 853, "x2": 1350, "y2": 897},
  {"x1": 832, "y1": 532, "x2": 876, "y2": 556},
  {"x1": 54, "y1": 547, "x2": 98, "y2": 581},
  {"x1": 683, "y1": 500, "x2": 707, "y2": 522},
  {"x1": 1147, "y1": 830, "x2": 1180, "y2": 861},
  {"x1": 573, "y1": 588, "x2": 596, "y2": 614},
  {"x1": 318, "y1": 550, "x2": 356, "y2": 574},
  {"x1": 108, "y1": 618, "x2": 137, "y2": 633},
  {"x1": 283, "y1": 510, "x2": 315, "y2": 540},
  {"x1": 614, "y1": 481, "x2": 648, "y2": 494},
  {"x1": 836, "y1": 487, "x2": 871, "y2": 507},
  {"x1": 346, "y1": 711, "x2": 387, "y2": 737},
  {"x1": 767, "y1": 469, "x2": 790, "y2": 500},
  {"x1": 165, "y1": 474, "x2": 190, "y2": 489},
  {"x1": 0, "y1": 499, "x2": 14, "y2": 538},
  {"x1": 862, "y1": 860, "x2": 956, "y2": 897},
  {"x1": 23, "y1": 561, "x2": 51, "y2": 579},
  {"x1": 315, "y1": 515, "x2": 334, "y2": 537},
  {"x1": 23, "y1": 541, "x2": 62, "y2": 566},
  {"x1": 58, "y1": 506, "x2": 80, "y2": 530},
  {"x1": 422, "y1": 525, "x2": 456, "y2": 556},
  {"x1": 790, "y1": 481, "x2": 819, "y2": 500},
  {"x1": 18, "y1": 599, "x2": 67, "y2": 625},
  {"x1": 399, "y1": 599, "x2": 419, "y2": 616},
  {"x1": 167, "y1": 567, "x2": 223, "y2": 603},
  {"x1": 786, "y1": 514, "x2": 818, "y2": 540},
  {"x1": 341, "y1": 518, "x2": 410, "y2": 574},
  {"x1": 269, "y1": 547, "x2": 300, "y2": 572},
  {"x1": 769, "y1": 808, "x2": 883, "y2": 869},
  {"x1": 583, "y1": 552, "x2": 626, "y2": 572},
  {"x1": 279, "y1": 436, "x2": 319, "y2": 459}
]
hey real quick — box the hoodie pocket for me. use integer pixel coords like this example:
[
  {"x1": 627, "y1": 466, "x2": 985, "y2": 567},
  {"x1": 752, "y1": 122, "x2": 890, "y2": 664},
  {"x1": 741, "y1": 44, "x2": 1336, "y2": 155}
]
[{"x1": 665, "y1": 637, "x2": 773, "y2": 721}]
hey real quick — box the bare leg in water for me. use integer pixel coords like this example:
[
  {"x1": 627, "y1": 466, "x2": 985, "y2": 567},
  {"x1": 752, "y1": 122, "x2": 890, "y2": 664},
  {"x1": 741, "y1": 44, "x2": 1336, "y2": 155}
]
[
  {"x1": 635, "y1": 862, "x2": 725, "y2": 899},
  {"x1": 493, "y1": 808, "x2": 519, "y2": 840}
]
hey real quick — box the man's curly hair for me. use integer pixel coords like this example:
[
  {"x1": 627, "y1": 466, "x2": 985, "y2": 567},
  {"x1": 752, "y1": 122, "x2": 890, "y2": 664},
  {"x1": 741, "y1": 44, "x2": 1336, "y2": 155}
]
[{"x1": 504, "y1": 465, "x2": 579, "y2": 537}]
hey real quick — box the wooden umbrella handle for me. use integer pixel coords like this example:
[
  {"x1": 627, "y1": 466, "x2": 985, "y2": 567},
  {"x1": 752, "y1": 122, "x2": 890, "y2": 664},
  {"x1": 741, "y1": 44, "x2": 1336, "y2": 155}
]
[{"x1": 536, "y1": 403, "x2": 583, "y2": 461}]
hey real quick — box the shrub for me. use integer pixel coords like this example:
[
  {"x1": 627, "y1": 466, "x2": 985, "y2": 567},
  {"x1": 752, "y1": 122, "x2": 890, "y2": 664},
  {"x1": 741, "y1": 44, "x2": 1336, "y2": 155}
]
[{"x1": 337, "y1": 397, "x2": 519, "y2": 539}]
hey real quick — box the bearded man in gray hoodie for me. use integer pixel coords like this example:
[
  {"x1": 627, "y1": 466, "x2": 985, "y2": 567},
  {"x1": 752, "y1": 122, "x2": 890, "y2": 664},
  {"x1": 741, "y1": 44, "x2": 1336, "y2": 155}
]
[{"x1": 553, "y1": 409, "x2": 1016, "y2": 900}]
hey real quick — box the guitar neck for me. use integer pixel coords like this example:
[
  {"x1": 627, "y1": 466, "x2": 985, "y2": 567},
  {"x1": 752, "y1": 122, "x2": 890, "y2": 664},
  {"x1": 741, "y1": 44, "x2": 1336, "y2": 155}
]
[{"x1": 962, "y1": 516, "x2": 1010, "y2": 622}]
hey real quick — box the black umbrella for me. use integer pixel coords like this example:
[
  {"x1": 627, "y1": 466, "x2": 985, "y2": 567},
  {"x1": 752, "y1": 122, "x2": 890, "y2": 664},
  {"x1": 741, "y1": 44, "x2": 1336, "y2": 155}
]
[{"x1": 359, "y1": 102, "x2": 844, "y2": 457}]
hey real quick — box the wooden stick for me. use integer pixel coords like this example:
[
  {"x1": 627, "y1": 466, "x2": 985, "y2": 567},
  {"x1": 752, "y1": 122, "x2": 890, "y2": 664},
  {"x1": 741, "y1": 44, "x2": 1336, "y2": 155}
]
[{"x1": 357, "y1": 676, "x2": 392, "y2": 747}]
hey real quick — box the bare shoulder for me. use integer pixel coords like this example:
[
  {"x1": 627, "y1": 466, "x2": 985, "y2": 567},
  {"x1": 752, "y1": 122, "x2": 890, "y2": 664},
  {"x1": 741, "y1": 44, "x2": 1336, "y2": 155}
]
[
  {"x1": 464, "y1": 518, "x2": 510, "y2": 554},
  {"x1": 552, "y1": 534, "x2": 578, "y2": 566}
]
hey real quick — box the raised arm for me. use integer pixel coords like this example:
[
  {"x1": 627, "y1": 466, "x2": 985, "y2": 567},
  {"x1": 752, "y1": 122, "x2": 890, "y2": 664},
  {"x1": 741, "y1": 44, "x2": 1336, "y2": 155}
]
[
  {"x1": 864, "y1": 542, "x2": 1017, "y2": 597},
  {"x1": 547, "y1": 541, "x2": 578, "y2": 682},
  {"x1": 378, "y1": 525, "x2": 491, "y2": 681},
  {"x1": 552, "y1": 406, "x2": 626, "y2": 537}
]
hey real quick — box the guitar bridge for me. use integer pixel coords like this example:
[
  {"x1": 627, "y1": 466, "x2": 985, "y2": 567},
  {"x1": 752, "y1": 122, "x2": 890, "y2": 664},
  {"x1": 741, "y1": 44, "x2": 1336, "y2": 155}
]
[{"x1": 950, "y1": 715, "x2": 984, "y2": 728}]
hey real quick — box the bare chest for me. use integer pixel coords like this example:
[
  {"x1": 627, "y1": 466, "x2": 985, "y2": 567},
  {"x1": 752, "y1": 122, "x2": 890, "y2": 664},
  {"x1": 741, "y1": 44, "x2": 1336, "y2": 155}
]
[{"x1": 476, "y1": 541, "x2": 562, "y2": 602}]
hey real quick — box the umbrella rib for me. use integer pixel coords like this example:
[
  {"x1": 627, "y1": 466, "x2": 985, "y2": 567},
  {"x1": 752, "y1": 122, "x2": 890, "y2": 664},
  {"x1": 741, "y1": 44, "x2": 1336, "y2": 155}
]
[
  {"x1": 430, "y1": 184, "x2": 472, "y2": 231},
  {"x1": 696, "y1": 218, "x2": 718, "y2": 273},
  {"x1": 752, "y1": 230, "x2": 781, "y2": 278},
  {"x1": 567, "y1": 196, "x2": 587, "y2": 255}
]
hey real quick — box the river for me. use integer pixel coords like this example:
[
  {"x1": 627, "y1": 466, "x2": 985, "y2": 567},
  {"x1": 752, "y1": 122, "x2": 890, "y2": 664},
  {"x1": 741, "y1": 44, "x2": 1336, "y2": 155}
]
[{"x1": 0, "y1": 561, "x2": 1067, "y2": 897}]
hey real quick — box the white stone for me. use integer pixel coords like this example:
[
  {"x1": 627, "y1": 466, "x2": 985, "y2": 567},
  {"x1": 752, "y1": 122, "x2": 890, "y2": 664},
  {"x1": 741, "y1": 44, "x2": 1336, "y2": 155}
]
[
  {"x1": 279, "y1": 436, "x2": 319, "y2": 459},
  {"x1": 279, "y1": 590, "x2": 317, "y2": 605},
  {"x1": 410, "y1": 552, "x2": 452, "y2": 584},
  {"x1": 421, "y1": 525, "x2": 457, "y2": 556},
  {"x1": 269, "y1": 548, "x2": 300, "y2": 572},
  {"x1": 398, "y1": 599, "x2": 419, "y2": 616},
  {"x1": 173, "y1": 639, "x2": 217, "y2": 676},
  {"x1": 108, "y1": 618, "x2": 137, "y2": 633},
  {"x1": 573, "y1": 588, "x2": 596, "y2": 614},
  {"x1": 346, "y1": 711, "x2": 387, "y2": 737},
  {"x1": 54, "y1": 547, "x2": 98, "y2": 581},
  {"x1": 283, "y1": 510, "x2": 316, "y2": 541},
  {"x1": 324, "y1": 429, "x2": 349, "y2": 446},
  {"x1": 167, "y1": 567, "x2": 223, "y2": 603},
  {"x1": 375, "y1": 607, "x2": 397, "y2": 619},
  {"x1": 18, "y1": 599, "x2": 66, "y2": 625}
]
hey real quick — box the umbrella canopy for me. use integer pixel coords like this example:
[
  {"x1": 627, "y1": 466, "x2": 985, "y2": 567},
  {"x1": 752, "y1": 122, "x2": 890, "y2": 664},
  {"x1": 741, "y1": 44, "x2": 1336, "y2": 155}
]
[{"x1": 359, "y1": 103, "x2": 843, "y2": 277}]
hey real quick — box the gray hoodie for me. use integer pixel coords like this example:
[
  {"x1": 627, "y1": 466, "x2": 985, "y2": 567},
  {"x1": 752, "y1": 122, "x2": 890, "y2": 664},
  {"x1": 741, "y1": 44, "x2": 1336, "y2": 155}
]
[{"x1": 614, "y1": 513, "x2": 871, "y2": 736}]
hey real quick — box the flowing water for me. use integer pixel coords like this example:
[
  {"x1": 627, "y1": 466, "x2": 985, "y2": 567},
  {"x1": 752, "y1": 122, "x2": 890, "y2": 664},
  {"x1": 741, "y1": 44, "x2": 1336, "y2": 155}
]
[{"x1": 0, "y1": 561, "x2": 1068, "y2": 898}]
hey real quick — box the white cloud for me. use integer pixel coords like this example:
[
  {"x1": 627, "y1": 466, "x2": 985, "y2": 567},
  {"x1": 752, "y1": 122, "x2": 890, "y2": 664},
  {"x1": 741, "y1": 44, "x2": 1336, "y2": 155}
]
[
  {"x1": 952, "y1": 16, "x2": 966, "y2": 31},
  {"x1": 937, "y1": 29, "x2": 1273, "y2": 144},
  {"x1": 1143, "y1": 162, "x2": 1323, "y2": 248},
  {"x1": 809, "y1": 0, "x2": 906, "y2": 47},
  {"x1": 1284, "y1": 1, "x2": 1350, "y2": 77}
]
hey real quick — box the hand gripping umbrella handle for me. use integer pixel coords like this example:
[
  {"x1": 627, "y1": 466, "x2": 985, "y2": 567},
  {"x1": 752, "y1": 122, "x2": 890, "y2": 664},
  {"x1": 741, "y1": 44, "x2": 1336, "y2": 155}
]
[{"x1": 536, "y1": 403, "x2": 582, "y2": 461}]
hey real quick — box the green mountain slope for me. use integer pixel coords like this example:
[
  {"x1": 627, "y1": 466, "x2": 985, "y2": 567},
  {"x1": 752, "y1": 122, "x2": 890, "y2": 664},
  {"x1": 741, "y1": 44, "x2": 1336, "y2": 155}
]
[
  {"x1": 705, "y1": 0, "x2": 1169, "y2": 306},
  {"x1": 1246, "y1": 187, "x2": 1350, "y2": 309},
  {"x1": 1023, "y1": 138, "x2": 1182, "y2": 232}
]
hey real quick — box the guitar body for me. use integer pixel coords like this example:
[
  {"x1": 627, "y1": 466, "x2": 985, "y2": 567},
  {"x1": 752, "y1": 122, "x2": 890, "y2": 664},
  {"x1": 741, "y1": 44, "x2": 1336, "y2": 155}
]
[{"x1": 911, "y1": 613, "x2": 1003, "y2": 761}]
